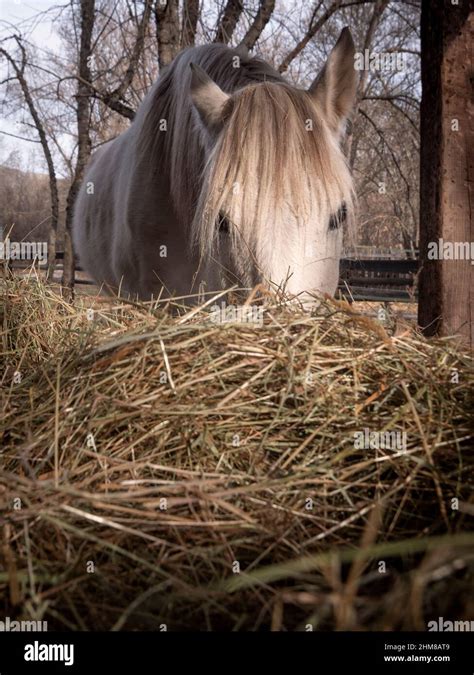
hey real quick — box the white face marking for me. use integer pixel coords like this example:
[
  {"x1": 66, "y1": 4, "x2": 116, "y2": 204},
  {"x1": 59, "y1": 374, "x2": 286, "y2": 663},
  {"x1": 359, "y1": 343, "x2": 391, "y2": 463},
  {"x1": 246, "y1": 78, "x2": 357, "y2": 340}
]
[
  {"x1": 220, "y1": 179, "x2": 349, "y2": 298},
  {"x1": 259, "y1": 206, "x2": 344, "y2": 298}
]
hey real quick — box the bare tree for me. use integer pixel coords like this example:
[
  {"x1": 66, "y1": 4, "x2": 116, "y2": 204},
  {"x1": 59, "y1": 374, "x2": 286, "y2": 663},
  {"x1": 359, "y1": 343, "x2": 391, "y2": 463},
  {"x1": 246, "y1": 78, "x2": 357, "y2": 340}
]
[
  {"x1": 100, "y1": 0, "x2": 153, "y2": 119},
  {"x1": 278, "y1": 1, "x2": 346, "y2": 73},
  {"x1": 214, "y1": 0, "x2": 244, "y2": 44},
  {"x1": 63, "y1": 0, "x2": 96, "y2": 292},
  {"x1": 239, "y1": 0, "x2": 275, "y2": 50},
  {"x1": 0, "y1": 37, "x2": 59, "y2": 278},
  {"x1": 155, "y1": 0, "x2": 180, "y2": 68},
  {"x1": 345, "y1": 0, "x2": 389, "y2": 166},
  {"x1": 181, "y1": 0, "x2": 200, "y2": 48}
]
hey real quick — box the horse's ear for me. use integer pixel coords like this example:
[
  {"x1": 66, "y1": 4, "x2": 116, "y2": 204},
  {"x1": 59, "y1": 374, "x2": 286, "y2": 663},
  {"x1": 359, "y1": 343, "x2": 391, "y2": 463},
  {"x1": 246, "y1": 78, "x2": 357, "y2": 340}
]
[
  {"x1": 308, "y1": 27, "x2": 358, "y2": 135},
  {"x1": 190, "y1": 63, "x2": 230, "y2": 133}
]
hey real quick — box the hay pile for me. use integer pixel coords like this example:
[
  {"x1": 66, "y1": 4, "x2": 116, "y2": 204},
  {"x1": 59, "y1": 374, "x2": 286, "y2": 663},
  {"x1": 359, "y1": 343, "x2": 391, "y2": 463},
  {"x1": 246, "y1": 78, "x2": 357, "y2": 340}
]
[{"x1": 1, "y1": 276, "x2": 473, "y2": 631}]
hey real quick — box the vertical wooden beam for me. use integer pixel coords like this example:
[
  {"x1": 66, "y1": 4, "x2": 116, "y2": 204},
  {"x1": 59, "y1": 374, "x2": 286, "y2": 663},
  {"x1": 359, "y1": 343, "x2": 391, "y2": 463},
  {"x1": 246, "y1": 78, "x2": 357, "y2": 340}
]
[{"x1": 419, "y1": 1, "x2": 473, "y2": 349}]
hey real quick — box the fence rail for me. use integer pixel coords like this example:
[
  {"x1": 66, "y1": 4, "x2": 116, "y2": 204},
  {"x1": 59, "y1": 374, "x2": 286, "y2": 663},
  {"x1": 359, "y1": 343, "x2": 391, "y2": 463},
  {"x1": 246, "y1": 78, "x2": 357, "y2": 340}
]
[
  {"x1": 3, "y1": 253, "x2": 419, "y2": 303},
  {"x1": 338, "y1": 257, "x2": 418, "y2": 302}
]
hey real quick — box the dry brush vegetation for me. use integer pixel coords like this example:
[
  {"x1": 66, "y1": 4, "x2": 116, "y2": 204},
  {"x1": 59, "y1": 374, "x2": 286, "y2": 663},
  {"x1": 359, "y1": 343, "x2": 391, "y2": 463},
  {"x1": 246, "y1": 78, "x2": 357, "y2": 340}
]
[{"x1": 1, "y1": 275, "x2": 473, "y2": 630}]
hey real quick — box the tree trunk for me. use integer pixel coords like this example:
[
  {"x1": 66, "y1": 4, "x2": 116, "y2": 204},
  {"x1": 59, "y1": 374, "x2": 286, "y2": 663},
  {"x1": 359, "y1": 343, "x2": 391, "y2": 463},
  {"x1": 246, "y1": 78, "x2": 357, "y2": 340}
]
[
  {"x1": 240, "y1": 0, "x2": 275, "y2": 51},
  {"x1": 214, "y1": 0, "x2": 243, "y2": 44},
  {"x1": 0, "y1": 40, "x2": 60, "y2": 281},
  {"x1": 181, "y1": 0, "x2": 199, "y2": 48},
  {"x1": 155, "y1": 0, "x2": 180, "y2": 68},
  {"x1": 63, "y1": 0, "x2": 95, "y2": 296},
  {"x1": 419, "y1": 1, "x2": 473, "y2": 348}
]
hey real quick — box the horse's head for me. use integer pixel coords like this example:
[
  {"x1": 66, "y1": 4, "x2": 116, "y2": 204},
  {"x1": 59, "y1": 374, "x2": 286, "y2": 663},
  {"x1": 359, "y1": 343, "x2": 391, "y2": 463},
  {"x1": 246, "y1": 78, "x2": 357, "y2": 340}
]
[{"x1": 190, "y1": 28, "x2": 358, "y2": 299}]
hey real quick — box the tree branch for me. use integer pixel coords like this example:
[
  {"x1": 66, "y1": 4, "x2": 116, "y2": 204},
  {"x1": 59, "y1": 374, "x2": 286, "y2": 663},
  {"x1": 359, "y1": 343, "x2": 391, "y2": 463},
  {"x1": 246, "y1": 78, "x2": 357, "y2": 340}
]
[
  {"x1": 278, "y1": 0, "x2": 376, "y2": 73},
  {"x1": 240, "y1": 0, "x2": 275, "y2": 50},
  {"x1": 107, "y1": 0, "x2": 152, "y2": 103},
  {"x1": 181, "y1": 0, "x2": 200, "y2": 48},
  {"x1": 346, "y1": 0, "x2": 389, "y2": 167},
  {"x1": 214, "y1": 0, "x2": 244, "y2": 44}
]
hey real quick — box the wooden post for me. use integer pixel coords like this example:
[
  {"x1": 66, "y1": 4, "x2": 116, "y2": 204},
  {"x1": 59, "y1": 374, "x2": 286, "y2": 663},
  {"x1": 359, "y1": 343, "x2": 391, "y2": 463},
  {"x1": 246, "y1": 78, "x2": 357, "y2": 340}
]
[{"x1": 419, "y1": 1, "x2": 473, "y2": 349}]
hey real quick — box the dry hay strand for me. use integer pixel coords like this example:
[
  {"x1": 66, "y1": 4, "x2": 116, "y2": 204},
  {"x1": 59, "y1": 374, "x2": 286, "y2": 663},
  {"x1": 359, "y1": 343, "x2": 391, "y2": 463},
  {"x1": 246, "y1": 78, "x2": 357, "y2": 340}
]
[{"x1": 1, "y1": 276, "x2": 473, "y2": 631}]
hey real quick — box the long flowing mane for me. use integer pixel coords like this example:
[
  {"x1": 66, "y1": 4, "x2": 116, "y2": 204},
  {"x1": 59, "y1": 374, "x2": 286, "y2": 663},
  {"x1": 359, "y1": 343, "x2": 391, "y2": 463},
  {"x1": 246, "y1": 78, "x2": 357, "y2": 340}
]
[{"x1": 136, "y1": 45, "x2": 282, "y2": 224}]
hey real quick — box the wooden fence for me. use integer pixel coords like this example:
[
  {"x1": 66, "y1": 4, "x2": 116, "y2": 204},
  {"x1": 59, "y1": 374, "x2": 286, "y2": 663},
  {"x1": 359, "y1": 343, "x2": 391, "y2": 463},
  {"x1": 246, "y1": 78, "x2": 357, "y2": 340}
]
[
  {"x1": 3, "y1": 252, "x2": 419, "y2": 303},
  {"x1": 339, "y1": 258, "x2": 418, "y2": 302}
]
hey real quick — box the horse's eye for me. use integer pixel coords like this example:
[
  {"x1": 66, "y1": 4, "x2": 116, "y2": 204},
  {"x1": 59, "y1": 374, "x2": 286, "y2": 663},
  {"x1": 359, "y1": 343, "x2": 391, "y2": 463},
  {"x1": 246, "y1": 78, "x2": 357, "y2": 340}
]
[
  {"x1": 329, "y1": 202, "x2": 347, "y2": 230},
  {"x1": 218, "y1": 213, "x2": 230, "y2": 233}
]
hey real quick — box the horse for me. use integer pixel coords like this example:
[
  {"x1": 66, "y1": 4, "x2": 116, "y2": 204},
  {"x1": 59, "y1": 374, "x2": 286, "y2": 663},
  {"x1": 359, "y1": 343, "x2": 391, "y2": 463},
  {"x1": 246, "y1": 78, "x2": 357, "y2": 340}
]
[{"x1": 72, "y1": 28, "x2": 358, "y2": 304}]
